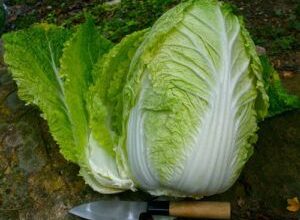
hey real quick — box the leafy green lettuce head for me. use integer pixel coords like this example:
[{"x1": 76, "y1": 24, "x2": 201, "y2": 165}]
[{"x1": 122, "y1": 0, "x2": 269, "y2": 197}]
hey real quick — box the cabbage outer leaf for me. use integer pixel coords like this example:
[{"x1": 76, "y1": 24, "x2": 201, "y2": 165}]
[
  {"x1": 2, "y1": 24, "x2": 77, "y2": 160},
  {"x1": 2, "y1": 20, "x2": 127, "y2": 193},
  {"x1": 84, "y1": 29, "x2": 149, "y2": 193}
]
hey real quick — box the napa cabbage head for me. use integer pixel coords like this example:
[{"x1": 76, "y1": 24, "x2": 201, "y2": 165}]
[
  {"x1": 121, "y1": 0, "x2": 269, "y2": 197},
  {"x1": 4, "y1": 0, "x2": 299, "y2": 199}
]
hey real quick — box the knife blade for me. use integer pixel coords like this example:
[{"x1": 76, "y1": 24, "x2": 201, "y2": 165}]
[
  {"x1": 69, "y1": 200, "x2": 147, "y2": 220},
  {"x1": 69, "y1": 200, "x2": 231, "y2": 220}
]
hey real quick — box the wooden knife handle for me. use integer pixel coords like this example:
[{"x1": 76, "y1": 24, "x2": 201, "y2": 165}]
[{"x1": 169, "y1": 201, "x2": 231, "y2": 219}]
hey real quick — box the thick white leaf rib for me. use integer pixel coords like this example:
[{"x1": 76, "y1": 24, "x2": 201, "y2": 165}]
[
  {"x1": 171, "y1": 7, "x2": 256, "y2": 195},
  {"x1": 80, "y1": 134, "x2": 134, "y2": 193},
  {"x1": 84, "y1": 29, "x2": 149, "y2": 193},
  {"x1": 127, "y1": 76, "x2": 160, "y2": 189}
]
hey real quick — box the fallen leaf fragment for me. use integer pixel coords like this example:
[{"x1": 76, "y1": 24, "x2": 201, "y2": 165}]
[
  {"x1": 287, "y1": 197, "x2": 300, "y2": 212},
  {"x1": 281, "y1": 71, "x2": 295, "y2": 79}
]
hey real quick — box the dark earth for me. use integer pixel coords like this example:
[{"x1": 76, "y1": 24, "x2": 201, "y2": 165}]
[{"x1": 0, "y1": 0, "x2": 300, "y2": 219}]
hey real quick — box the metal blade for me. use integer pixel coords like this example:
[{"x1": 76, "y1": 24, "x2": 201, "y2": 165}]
[{"x1": 69, "y1": 200, "x2": 148, "y2": 220}]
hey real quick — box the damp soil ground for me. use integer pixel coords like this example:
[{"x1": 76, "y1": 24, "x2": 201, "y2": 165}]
[{"x1": 0, "y1": 0, "x2": 300, "y2": 219}]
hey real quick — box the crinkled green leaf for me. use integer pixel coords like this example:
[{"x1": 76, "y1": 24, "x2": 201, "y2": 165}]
[
  {"x1": 2, "y1": 24, "x2": 78, "y2": 161},
  {"x1": 3, "y1": 18, "x2": 114, "y2": 164},
  {"x1": 83, "y1": 29, "x2": 148, "y2": 193},
  {"x1": 59, "y1": 17, "x2": 113, "y2": 163},
  {"x1": 88, "y1": 29, "x2": 149, "y2": 147}
]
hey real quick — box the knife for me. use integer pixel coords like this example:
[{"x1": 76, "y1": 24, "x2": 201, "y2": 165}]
[{"x1": 69, "y1": 200, "x2": 231, "y2": 220}]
